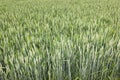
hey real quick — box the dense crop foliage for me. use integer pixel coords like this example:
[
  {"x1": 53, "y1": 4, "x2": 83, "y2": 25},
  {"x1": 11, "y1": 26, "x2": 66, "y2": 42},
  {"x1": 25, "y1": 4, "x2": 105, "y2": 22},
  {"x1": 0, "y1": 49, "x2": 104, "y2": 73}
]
[{"x1": 0, "y1": 0, "x2": 120, "y2": 80}]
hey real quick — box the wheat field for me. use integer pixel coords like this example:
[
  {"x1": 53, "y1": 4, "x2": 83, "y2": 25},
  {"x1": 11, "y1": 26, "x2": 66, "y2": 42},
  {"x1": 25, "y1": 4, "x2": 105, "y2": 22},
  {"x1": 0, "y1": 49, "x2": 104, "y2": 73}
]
[{"x1": 0, "y1": 0, "x2": 120, "y2": 80}]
